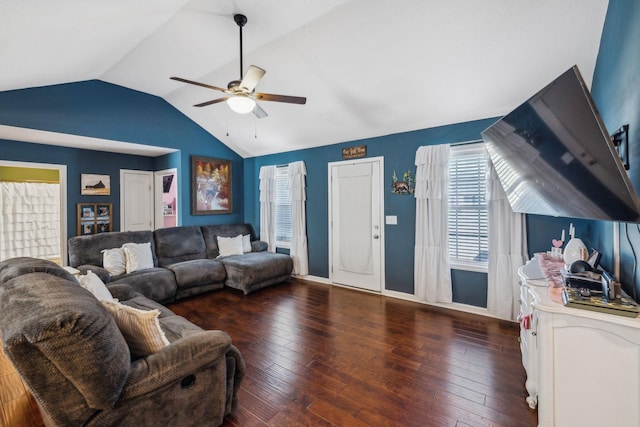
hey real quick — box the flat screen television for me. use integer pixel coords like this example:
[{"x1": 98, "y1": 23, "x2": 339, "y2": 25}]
[{"x1": 481, "y1": 65, "x2": 640, "y2": 222}]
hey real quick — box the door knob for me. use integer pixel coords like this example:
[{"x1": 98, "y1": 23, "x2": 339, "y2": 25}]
[{"x1": 373, "y1": 234, "x2": 379, "y2": 239}]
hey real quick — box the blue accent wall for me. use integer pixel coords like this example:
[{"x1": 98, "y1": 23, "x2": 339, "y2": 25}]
[
  {"x1": 245, "y1": 119, "x2": 498, "y2": 299},
  {"x1": 590, "y1": 0, "x2": 640, "y2": 298},
  {"x1": 0, "y1": 80, "x2": 244, "y2": 229}
]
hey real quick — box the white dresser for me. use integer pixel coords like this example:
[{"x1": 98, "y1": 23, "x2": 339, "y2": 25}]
[{"x1": 518, "y1": 257, "x2": 640, "y2": 427}]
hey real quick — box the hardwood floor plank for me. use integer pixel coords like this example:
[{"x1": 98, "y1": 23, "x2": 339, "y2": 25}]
[{"x1": 168, "y1": 279, "x2": 537, "y2": 426}]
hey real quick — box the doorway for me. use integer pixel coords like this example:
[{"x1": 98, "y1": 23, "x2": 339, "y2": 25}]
[
  {"x1": 328, "y1": 157, "x2": 385, "y2": 292},
  {"x1": 0, "y1": 161, "x2": 67, "y2": 264},
  {"x1": 154, "y1": 168, "x2": 178, "y2": 229}
]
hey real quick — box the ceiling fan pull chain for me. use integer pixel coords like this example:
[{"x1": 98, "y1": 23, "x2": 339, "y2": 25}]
[
  {"x1": 254, "y1": 115, "x2": 258, "y2": 139},
  {"x1": 226, "y1": 109, "x2": 230, "y2": 136}
]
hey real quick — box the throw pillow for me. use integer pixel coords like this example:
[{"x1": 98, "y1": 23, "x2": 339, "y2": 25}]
[
  {"x1": 217, "y1": 235, "x2": 244, "y2": 257},
  {"x1": 102, "y1": 248, "x2": 126, "y2": 276},
  {"x1": 102, "y1": 300, "x2": 169, "y2": 358},
  {"x1": 77, "y1": 270, "x2": 114, "y2": 302},
  {"x1": 122, "y1": 242, "x2": 154, "y2": 273},
  {"x1": 242, "y1": 234, "x2": 252, "y2": 253}
]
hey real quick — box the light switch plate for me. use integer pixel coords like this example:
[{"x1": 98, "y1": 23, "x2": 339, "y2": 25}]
[{"x1": 385, "y1": 215, "x2": 398, "y2": 225}]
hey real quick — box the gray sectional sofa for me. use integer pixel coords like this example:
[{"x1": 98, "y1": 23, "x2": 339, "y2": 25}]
[
  {"x1": 0, "y1": 257, "x2": 245, "y2": 426},
  {"x1": 68, "y1": 223, "x2": 293, "y2": 301}
]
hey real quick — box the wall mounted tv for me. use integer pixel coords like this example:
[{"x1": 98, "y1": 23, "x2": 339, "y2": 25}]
[{"x1": 481, "y1": 65, "x2": 640, "y2": 222}]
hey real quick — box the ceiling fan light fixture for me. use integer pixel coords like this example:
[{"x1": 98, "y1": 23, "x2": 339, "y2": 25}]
[{"x1": 227, "y1": 95, "x2": 255, "y2": 114}]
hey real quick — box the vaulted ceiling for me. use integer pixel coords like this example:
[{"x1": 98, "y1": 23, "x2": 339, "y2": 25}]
[{"x1": 0, "y1": 0, "x2": 609, "y2": 158}]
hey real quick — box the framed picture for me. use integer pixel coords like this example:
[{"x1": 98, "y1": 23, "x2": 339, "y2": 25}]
[
  {"x1": 77, "y1": 203, "x2": 112, "y2": 236},
  {"x1": 81, "y1": 174, "x2": 111, "y2": 196},
  {"x1": 82, "y1": 206, "x2": 95, "y2": 219},
  {"x1": 81, "y1": 223, "x2": 95, "y2": 235},
  {"x1": 192, "y1": 156, "x2": 232, "y2": 215},
  {"x1": 97, "y1": 204, "x2": 110, "y2": 218}
]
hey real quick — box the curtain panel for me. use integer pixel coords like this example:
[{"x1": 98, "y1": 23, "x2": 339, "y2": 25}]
[
  {"x1": 414, "y1": 145, "x2": 452, "y2": 303},
  {"x1": 259, "y1": 166, "x2": 277, "y2": 252},
  {"x1": 486, "y1": 158, "x2": 528, "y2": 320},
  {"x1": 0, "y1": 182, "x2": 60, "y2": 261},
  {"x1": 288, "y1": 161, "x2": 309, "y2": 276}
]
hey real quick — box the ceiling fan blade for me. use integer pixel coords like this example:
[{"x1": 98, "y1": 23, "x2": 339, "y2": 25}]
[
  {"x1": 240, "y1": 65, "x2": 266, "y2": 92},
  {"x1": 253, "y1": 103, "x2": 268, "y2": 119},
  {"x1": 170, "y1": 76, "x2": 227, "y2": 93},
  {"x1": 194, "y1": 97, "x2": 229, "y2": 107},
  {"x1": 254, "y1": 92, "x2": 306, "y2": 105}
]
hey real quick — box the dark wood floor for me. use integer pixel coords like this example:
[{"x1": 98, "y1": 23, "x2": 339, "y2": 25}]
[{"x1": 169, "y1": 278, "x2": 538, "y2": 427}]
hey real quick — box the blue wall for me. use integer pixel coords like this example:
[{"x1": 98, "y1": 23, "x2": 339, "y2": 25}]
[
  {"x1": 245, "y1": 119, "x2": 499, "y2": 297},
  {"x1": 0, "y1": 80, "x2": 244, "y2": 230},
  {"x1": 590, "y1": 0, "x2": 640, "y2": 298}
]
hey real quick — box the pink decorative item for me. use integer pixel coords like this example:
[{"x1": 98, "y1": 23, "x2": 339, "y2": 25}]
[{"x1": 552, "y1": 239, "x2": 564, "y2": 248}]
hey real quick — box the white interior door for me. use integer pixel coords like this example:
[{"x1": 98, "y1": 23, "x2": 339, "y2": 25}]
[
  {"x1": 120, "y1": 170, "x2": 153, "y2": 231},
  {"x1": 329, "y1": 157, "x2": 384, "y2": 292}
]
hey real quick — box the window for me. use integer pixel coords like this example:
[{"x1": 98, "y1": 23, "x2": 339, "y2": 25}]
[
  {"x1": 448, "y1": 144, "x2": 488, "y2": 271},
  {"x1": 274, "y1": 165, "x2": 292, "y2": 248}
]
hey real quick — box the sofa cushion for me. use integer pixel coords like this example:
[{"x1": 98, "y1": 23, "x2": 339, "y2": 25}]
[
  {"x1": 217, "y1": 235, "x2": 244, "y2": 257},
  {"x1": 77, "y1": 270, "x2": 114, "y2": 302},
  {"x1": 102, "y1": 300, "x2": 170, "y2": 359},
  {"x1": 0, "y1": 272, "x2": 130, "y2": 409},
  {"x1": 166, "y1": 259, "x2": 226, "y2": 291},
  {"x1": 219, "y1": 252, "x2": 293, "y2": 294},
  {"x1": 68, "y1": 231, "x2": 157, "y2": 268},
  {"x1": 102, "y1": 247, "x2": 126, "y2": 275},
  {"x1": 122, "y1": 242, "x2": 154, "y2": 273},
  {"x1": 0, "y1": 257, "x2": 78, "y2": 285},
  {"x1": 154, "y1": 226, "x2": 207, "y2": 267},
  {"x1": 110, "y1": 268, "x2": 177, "y2": 304},
  {"x1": 201, "y1": 224, "x2": 258, "y2": 258}
]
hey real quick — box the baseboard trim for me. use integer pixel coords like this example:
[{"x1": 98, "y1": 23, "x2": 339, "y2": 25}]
[{"x1": 294, "y1": 276, "x2": 512, "y2": 321}]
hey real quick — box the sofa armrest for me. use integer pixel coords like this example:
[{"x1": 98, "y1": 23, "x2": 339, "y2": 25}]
[
  {"x1": 77, "y1": 264, "x2": 111, "y2": 283},
  {"x1": 120, "y1": 330, "x2": 232, "y2": 400},
  {"x1": 250, "y1": 241, "x2": 268, "y2": 252}
]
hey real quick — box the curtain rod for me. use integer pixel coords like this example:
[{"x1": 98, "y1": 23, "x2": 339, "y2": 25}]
[
  {"x1": 0, "y1": 179, "x2": 60, "y2": 184},
  {"x1": 450, "y1": 139, "x2": 484, "y2": 147}
]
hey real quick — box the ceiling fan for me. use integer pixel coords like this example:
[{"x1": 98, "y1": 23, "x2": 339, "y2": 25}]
[{"x1": 170, "y1": 14, "x2": 306, "y2": 118}]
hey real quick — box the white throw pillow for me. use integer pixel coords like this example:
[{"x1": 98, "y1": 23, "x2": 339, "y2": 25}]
[
  {"x1": 63, "y1": 266, "x2": 81, "y2": 277},
  {"x1": 242, "y1": 234, "x2": 252, "y2": 253},
  {"x1": 217, "y1": 235, "x2": 244, "y2": 257},
  {"x1": 77, "y1": 270, "x2": 114, "y2": 302},
  {"x1": 122, "y1": 242, "x2": 154, "y2": 273},
  {"x1": 102, "y1": 248, "x2": 126, "y2": 276},
  {"x1": 102, "y1": 300, "x2": 169, "y2": 358}
]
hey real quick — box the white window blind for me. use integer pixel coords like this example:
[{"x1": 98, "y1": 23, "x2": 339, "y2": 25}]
[
  {"x1": 448, "y1": 144, "x2": 488, "y2": 269},
  {"x1": 275, "y1": 166, "x2": 292, "y2": 247}
]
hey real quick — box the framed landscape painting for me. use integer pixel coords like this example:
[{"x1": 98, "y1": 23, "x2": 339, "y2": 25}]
[
  {"x1": 81, "y1": 174, "x2": 110, "y2": 195},
  {"x1": 191, "y1": 156, "x2": 232, "y2": 215}
]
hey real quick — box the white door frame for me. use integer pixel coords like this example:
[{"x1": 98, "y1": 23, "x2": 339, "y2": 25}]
[
  {"x1": 0, "y1": 160, "x2": 68, "y2": 265},
  {"x1": 328, "y1": 156, "x2": 385, "y2": 291},
  {"x1": 120, "y1": 169, "x2": 154, "y2": 231},
  {"x1": 154, "y1": 168, "x2": 178, "y2": 228}
]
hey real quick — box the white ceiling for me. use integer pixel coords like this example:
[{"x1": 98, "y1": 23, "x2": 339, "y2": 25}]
[{"x1": 0, "y1": 0, "x2": 609, "y2": 158}]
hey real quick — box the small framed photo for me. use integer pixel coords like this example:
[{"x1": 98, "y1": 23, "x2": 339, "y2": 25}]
[
  {"x1": 82, "y1": 206, "x2": 95, "y2": 218},
  {"x1": 97, "y1": 222, "x2": 110, "y2": 233},
  {"x1": 97, "y1": 205, "x2": 110, "y2": 218},
  {"x1": 81, "y1": 223, "x2": 95, "y2": 235}
]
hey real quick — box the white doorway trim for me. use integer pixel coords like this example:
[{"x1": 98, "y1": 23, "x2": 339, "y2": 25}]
[
  {"x1": 328, "y1": 156, "x2": 385, "y2": 292},
  {"x1": 0, "y1": 160, "x2": 68, "y2": 265},
  {"x1": 154, "y1": 168, "x2": 178, "y2": 229}
]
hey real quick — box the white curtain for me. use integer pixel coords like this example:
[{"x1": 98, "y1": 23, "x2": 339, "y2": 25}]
[
  {"x1": 259, "y1": 166, "x2": 277, "y2": 252},
  {"x1": 486, "y1": 158, "x2": 528, "y2": 320},
  {"x1": 0, "y1": 182, "x2": 60, "y2": 261},
  {"x1": 414, "y1": 145, "x2": 452, "y2": 303},
  {"x1": 288, "y1": 161, "x2": 309, "y2": 276}
]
